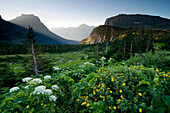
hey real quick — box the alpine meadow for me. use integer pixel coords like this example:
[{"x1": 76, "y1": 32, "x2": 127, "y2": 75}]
[{"x1": 0, "y1": 0, "x2": 170, "y2": 113}]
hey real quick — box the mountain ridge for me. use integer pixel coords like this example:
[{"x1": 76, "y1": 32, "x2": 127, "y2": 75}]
[
  {"x1": 105, "y1": 14, "x2": 170, "y2": 29},
  {"x1": 9, "y1": 14, "x2": 78, "y2": 44},
  {"x1": 51, "y1": 24, "x2": 95, "y2": 41}
]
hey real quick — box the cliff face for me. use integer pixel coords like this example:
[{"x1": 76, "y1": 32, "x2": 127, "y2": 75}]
[
  {"x1": 105, "y1": 14, "x2": 170, "y2": 30},
  {"x1": 79, "y1": 25, "x2": 125, "y2": 44}
]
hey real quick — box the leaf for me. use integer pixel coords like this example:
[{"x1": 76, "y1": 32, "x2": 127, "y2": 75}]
[{"x1": 137, "y1": 80, "x2": 150, "y2": 87}]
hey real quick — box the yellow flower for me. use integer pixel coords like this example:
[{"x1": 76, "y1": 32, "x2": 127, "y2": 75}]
[
  {"x1": 41, "y1": 103, "x2": 43, "y2": 105},
  {"x1": 113, "y1": 106, "x2": 116, "y2": 110},
  {"x1": 139, "y1": 108, "x2": 142, "y2": 112},
  {"x1": 100, "y1": 78, "x2": 102, "y2": 80},
  {"x1": 111, "y1": 77, "x2": 114, "y2": 82},
  {"x1": 120, "y1": 95, "x2": 123, "y2": 98},
  {"x1": 156, "y1": 70, "x2": 159, "y2": 72},
  {"x1": 141, "y1": 68, "x2": 144, "y2": 70},
  {"x1": 93, "y1": 91, "x2": 96, "y2": 95},
  {"x1": 134, "y1": 66, "x2": 136, "y2": 68},
  {"x1": 135, "y1": 77, "x2": 138, "y2": 79},
  {"x1": 139, "y1": 93, "x2": 142, "y2": 96},
  {"x1": 98, "y1": 75, "x2": 100, "y2": 78},
  {"x1": 109, "y1": 106, "x2": 111, "y2": 109},
  {"x1": 113, "y1": 87, "x2": 115, "y2": 89},
  {"x1": 122, "y1": 83, "x2": 125, "y2": 86},
  {"x1": 118, "y1": 99, "x2": 121, "y2": 102},
  {"x1": 44, "y1": 105, "x2": 47, "y2": 107},
  {"x1": 86, "y1": 103, "x2": 90, "y2": 107},
  {"x1": 81, "y1": 101, "x2": 86, "y2": 105},
  {"x1": 110, "y1": 90, "x2": 112, "y2": 93},
  {"x1": 95, "y1": 98, "x2": 97, "y2": 101},
  {"x1": 103, "y1": 89, "x2": 105, "y2": 91},
  {"x1": 119, "y1": 89, "x2": 122, "y2": 93},
  {"x1": 77, "y1": 99, "x2": 80, "y2": 101},
  {"x1": 103, "y1": 98, "x2": 105, "y2": 101},
  {"x1": 96, "y1": 89, "x2": 99, "y2": 92},
  {"x1": 26, "y1": 105, "x2": 29, "y2": 109}
]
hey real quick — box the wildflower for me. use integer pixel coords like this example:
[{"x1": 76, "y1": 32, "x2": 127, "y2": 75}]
[
  {"x1": 41, "y1": 103, "x2": 43, "y2": 105},
  {"x1": 96, "y1": 89, "x2": 99, "y2": 92},
  {"x1": 119, "y1": 89, "x2": 122, "y2": 93},
  {"x1": 33, "y1": 86, "x2": 46, "y2": 95},
  {"x1": 93, "y1": 91, "x2": 96, "y2": 95},
  {"x1": 52, "y1": 85, "x2": 59, "y2": 90},
  {"x1": 139, "y1": 108, "x2": 142, "y2": 112},
  {"x1": 81, "y1": 101, "x2": 86, "y2": 105},
  {"x1": 138, "y1": 92, "x2": 142, "y2": 96},
  {"x1": 22, "y1": 77, "x2": 32, "y2": 82},
  {"x1": 120, "y1": 95, "x2": 123, "y2": 98},
  {"x1": 113, "y1": 106, "x2": 116, "y2": 110},
  {"x1": 111, "y1": 77, "x2": 114, "y2": 82},
  {"x1": 103, "y1": 98, "x2": 105, "y2": 101},
  {"x1": 141, "y1": 68, "x2": 144, "y2": 70},
  {"x1": 110, "y1": 90, "x2": 112, "y2": 93},
  {"x1": 113, "y1": 87, "x2": 115, "y2": 89},
  {"x1": 109, "y1": 106, "x2": 111, "y2": 109},
  {"x1": 26, "y1": 105, "x2": 29, "y2": 109},
  {"x1": 77, "y1": 99, "x2": 80, "y2": 101},
  {"x1": 95, "y1": 98, "x2": 97, "y2": 101},
  {"x1": 156, "y1": 70, "x2": 159, "y2": 72},
  {"x1": 118, "y1": 99, "x2": 121, "y2": 102},
  {"x1": 24, "y1": 85, "x2": 30, "y2": 89},
  {"x1": 122, "y1": 83, "x2": 125, "y2": 86},
  {"x1": 44, "y1": 75, "x2": 51, "y2": 79},
  {"x1": 53, "y1": 67, "x2": 59, "y2": 70},
  {"x1": 9, "y1": 87, "x2": 19, "y2": 93},
  {"x1": 49, "y1": 95, "x2": 57, "y2": 102},
  {"x1": 31, "y1": 78, "x2": 42, "y2": 84},
  {"x1": 101, "y1": 57, "x2": 106, "y2": 61},
  {"x1": 86, "y1": 103, "x2": 90, "y2": 107},
  {"x1": 100, "y1": 78, "x2": 102, "y2": 80},
  {"x1": 44, "y1": 89, "x2": 52, "y2": 95}
]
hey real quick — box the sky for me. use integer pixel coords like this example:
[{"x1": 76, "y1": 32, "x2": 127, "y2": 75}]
[{"x1": 0, "y1": 0, "x2": 170, "y2": 28}]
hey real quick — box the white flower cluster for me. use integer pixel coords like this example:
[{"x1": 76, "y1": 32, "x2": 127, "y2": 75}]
[
  {"x1": 52, "y1": 85, "x2": 59, "y2": 91},
  {"x1": 31, "y1": 78, "x2": 42, "y2": 84},
  {"x1": 44, "y1": 89, "x2": 52, "y2": 95},
  {"x1": 49, "y1": 95, "x2": 57, "y2": 102},
  {"x1": 22, "y1": 77, "x2": 32, "y2": 82},
  {"x1": 79, "y1": 62, "x2": 95, "y2": 68},
  {"x1": 9, "y1": 87, "x2": 19, "y2": 93},
  {"x1": 44, "y1": 75, "x2": 51, "y2": 79},
  {"x1": 108, "y1": 58, "x2": 113, "y2": 62},
  {"x1": 33, "y1": 86, "x2": 46, "y2": 95},
  {"x1": 101, "y1": 57, "x2": 106, "y2": 61},
  {"x1": 53, "y1": 67, "x2": 60, "y2": 70}
]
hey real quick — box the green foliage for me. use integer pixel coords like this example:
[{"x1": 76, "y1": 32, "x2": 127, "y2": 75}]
[{"x1": 0, "y1": 58, "x2": 169, "y2": 112}]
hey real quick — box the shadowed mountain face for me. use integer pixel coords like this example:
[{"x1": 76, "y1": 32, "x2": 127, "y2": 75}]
[
  {"x1": 51, "y1": 24, "x2": 95, "y2": 41},
  {"x1": 9, "y1": 14, "x2": 78, "y2": 44},
  {"x1": 105, "y1": 14, "x2": 170, "y2": 30}
]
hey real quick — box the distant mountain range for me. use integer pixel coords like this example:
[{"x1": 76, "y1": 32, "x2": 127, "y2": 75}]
[
  {"x1": 0, "y1": 14, "x2": 78, "y2": 44},
  {"x1": 80, "y1": 14, "x2": 170, "y2": 44},
  {"x1": 51, "y1": 24, "x2": 95, "y2": 41},
  {"x1": 105, "y1": 14, "x2": 170, "y2": 29}
]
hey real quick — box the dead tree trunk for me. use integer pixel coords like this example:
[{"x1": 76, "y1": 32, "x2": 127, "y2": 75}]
[
  {"x1": 105, "y1": 36, "x2": 108, "y2": 55},
  {"x1": 123, "y1": 40, "x2": 126, "y2": 53},
  {"x1": 96, "y1": 45, "x2": 99, "y2": 63},
  {"x1": 130, "y1": 40, "x2": 133, "y2": 56},
  {"x1": 31, "y1": 40, "x2": 38, "y2": 75},
  {"x1": 146, "y1": 36, "x2": 150, "y2": 53}
]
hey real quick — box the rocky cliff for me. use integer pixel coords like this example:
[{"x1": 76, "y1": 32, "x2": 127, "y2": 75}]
[{"x1": 105, "y1": 14, "x2": 170, "y2": 30}]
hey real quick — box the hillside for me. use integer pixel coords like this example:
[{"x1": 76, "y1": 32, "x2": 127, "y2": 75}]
[
  {"x1": 9, "y1": 14, "x2": 78, "y2": 44},
  {"x1": 105, "y1": 14, "x2": 170, "y2": 29},
  {"x1": 51, "y1": 24, "x2": 95, "y2": 41}
]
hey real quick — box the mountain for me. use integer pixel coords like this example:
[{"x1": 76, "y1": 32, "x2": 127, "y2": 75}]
[
  {"x1": 9, "y1": 14, "x2": 78, "y2": 44},
  {"x1": 105, "y1": 14, "x2": 170, "y2": 30},
  {"x1": 79, "y1": 25, "x2": 125, "y2": 44},
  {"x1": 80, "y1": 14, "x2": 170, "y2": 44},
  {"x1": 0, "y1": 15, "x2": 28, "y2": 44},
  {"x1": 51, "y1": 24, "x2": 95, "y2": 41}
]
